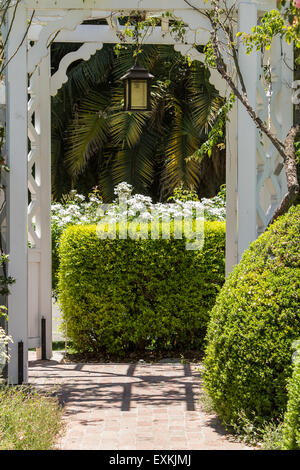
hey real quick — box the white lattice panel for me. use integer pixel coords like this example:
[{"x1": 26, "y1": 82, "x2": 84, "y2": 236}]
[
  {"x1": 28, "y1": 70, "x2": 41, "y2": 249},
  {"x1": 256, "y1": 37, "x2": 290, "y2": 234}
]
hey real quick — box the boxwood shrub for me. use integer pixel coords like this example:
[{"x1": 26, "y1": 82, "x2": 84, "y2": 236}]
[
  {"x1": 282, "y1": 343, "x2": 300, "y2": 450},
  {"x1": 52, "y1": 223, "x2": 62, "y2": 297},
  {"x1": 203, "y1": 205, "x2": 300, "y2": 428},
  {"x1": 58, "y1": 221, "x2": 225, "y2": 355}
]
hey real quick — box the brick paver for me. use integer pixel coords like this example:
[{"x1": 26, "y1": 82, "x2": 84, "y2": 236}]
[{"x1": 28, "y1": 354, "x2": 250, "y2": 450}]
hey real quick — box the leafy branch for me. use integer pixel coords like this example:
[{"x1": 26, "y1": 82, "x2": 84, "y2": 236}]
[{"x1": 188, "y1": 94, "x2": 235, "y2": 161}]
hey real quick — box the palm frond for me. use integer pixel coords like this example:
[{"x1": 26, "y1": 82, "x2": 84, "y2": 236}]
[
  {"x1": 51, "y1": 127, "x2": 72, "y2": 200},
  {"x1": 187, "y1": 61, "x2": 224, "y2": 133},
  {"x1": 60, "y1": 44, "x2": 114, "y2": 101},
  {"x1": 52, "y1": 43, "x2": 226, "y2": 201},
  {"x1": 111, "y1": 130, "x2": 158, "y2": 193},
  {"x1": 111, "y1": 46, "x2": 136, "y2": 81},
  {"x1": 66, "y1": 91, "x2": 111, "y2": 176},
  {"x1": 110, "y1": 110, "x2": 149, "y2": 149},
  {"x1": 161, "y1": 110, "x2": 202, "y2": 196}
]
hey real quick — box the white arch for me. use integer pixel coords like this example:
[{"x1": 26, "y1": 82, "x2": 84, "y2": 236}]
[{"x1": 4, "y1": 0, "x2": 292, "y2": 384}]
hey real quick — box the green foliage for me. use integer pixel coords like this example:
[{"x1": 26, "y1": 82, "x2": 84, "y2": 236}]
[
  {"x1": 0, "y1": 128, "x2": 15, "y2": 299},
  {"x1": 203, "y1": 205, "x2": 300, "y2": 428},
  {"x1": 51, "y1": 190, "x2": 103, "y2": 297},
  {"x1": 239, "y1": 10, "x2": 286, "y2": 52},
  {"x1": 217, "y1": 183, "x2": 226, "y2": 202},
  {"x1": 0, "y1": 386, "x2": 63, "y2": 450},
  {"x1": 168, "y1": 183, "x2": 199, "y2": 202},
  {"x1": 296, "y1": 138, "x2": 300, "y2": 205},
  {"x1": 239, "y1": 4, "x2": 300, "y2": 52},
  {"x1": 52, "y1": 223, "x2": 62, "y2": 298},
  {"x1": 260, "y1": 421, "x2": 285, "y2": 450},
  {"x1": 188, "y1": 95, "x2": 235, "y2": 161},
  {"x1": 58, "y1": 221, "x2": 225, "y2": 355},
  {"x1": 203, "y1": 41, "x2": 217, "y2": 69},
  {"x1": 114, "y1": 12, "x2": 161, "y2": 60},
  {"x1": 52, "y1": 187, "x2": 226, "y2": 296},
  {"x1": 0, "y1": 125, "x2": 15, "y2": 377},
  {"x1": 282, "y1": 341, "x2": 300, "y2": 449}
]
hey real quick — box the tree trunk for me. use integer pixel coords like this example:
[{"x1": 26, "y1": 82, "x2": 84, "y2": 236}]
[{"x1": 268, "y1": 125, "x2": 300, "y2": 226}]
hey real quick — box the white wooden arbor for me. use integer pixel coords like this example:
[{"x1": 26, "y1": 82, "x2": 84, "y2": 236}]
[{"x1": 2, "y1": 0, "x2": 293, "y2": 383}]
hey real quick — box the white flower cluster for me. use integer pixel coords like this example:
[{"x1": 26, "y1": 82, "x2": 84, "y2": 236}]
[
  {"x1": 114, "y1": 182, "x2": 133, "y2": 200},
  {"x1": 51, "y1": 183, "x2": 226, "y2": 231},
  {"x1": 105, "y1": 197, "x2": 205, "y2": 223},
  {"x1": 51, "y1": 190, "x2": 103, "y2": 229},
  {"x1": 200, "y1": 196, "x2": 226, "y2": 221}
]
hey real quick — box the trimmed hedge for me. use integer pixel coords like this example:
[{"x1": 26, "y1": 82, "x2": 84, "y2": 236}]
[
  {"x1": 282, "y1": 347, "x2": 300, "y2": 450},
  {"x1": 52, "y1": 223, "x2": 62, "y2": 296},
  {"x1": 58, "y1": 221, "x2": 225, "y2": 355},
  {"x1": 203, "y1": 205, "x2": 300, "y2": 427}
]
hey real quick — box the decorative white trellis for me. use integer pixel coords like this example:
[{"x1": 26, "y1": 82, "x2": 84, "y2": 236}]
[{"x1": 2, "y1": 0, "x2": 293, "y2": 383}]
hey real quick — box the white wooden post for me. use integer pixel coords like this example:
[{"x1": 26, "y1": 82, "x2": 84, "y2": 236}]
[
  {"x1": 237, "y1": 2, "x2": 258, "y2": 261},
  {"x1": 5, "y1": 3, "x2": 28, "y2": 384},
  {"x1": 37, "y1": 54, "x2": 52, "y2": 359},
  {"x1": 226, "y1": 101, "x2": 238, "y2": 274},
  {"x1": 207, "y1": 69, "x2": 239, "y2": 275}
]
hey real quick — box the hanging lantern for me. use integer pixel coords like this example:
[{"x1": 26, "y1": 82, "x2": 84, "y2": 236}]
[{"x1": 121, "y1": 65, "x2": 154, "y2": 112}]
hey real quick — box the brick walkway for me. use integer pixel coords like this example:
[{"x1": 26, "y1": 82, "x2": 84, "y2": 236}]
[{"x1": 28, "y1": 355, "x2": 250, "y2": 450}]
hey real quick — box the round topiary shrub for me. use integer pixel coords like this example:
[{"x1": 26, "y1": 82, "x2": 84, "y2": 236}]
[
  {"x1": 282, "y1": 342, "x2": 300, "y2": 450},
  {"x1": 203, "y1": 205, "x2": 300, "y2": 428}
]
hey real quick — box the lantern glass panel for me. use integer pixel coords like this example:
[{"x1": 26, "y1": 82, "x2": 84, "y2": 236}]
[{"x1": 130, "y1": 80, "x2": 147, "y2": 110}]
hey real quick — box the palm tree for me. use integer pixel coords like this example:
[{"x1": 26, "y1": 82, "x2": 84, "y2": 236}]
[{"x1": 51, "y1": 43, "x2": 224, "y2": 202}]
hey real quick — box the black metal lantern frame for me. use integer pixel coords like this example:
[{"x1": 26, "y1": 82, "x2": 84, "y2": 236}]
[{"x1": 121, "y1": 65, "x2": 154, "y2": 112}]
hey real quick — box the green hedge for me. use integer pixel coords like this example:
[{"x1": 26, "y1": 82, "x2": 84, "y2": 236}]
[
  {"x1": 203, "y1": 205, "x2": 300, "y2": 427},
  {"x1": 58, "y1": 221, "x2": 225, "y2": 355},
  {"x1": 52, "y1": 223, "x2": 62, "y2": 297},
  {"x1": 282, "y1": 345, "x2": 300, "y2": 450}
]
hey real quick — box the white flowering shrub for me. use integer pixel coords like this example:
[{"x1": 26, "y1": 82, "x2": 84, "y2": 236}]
[
  {"x1": 51, "y1": 189, "x2": 103, "y2": 228},
  {"x1": 51, "y1": 183, "x2": 226, "y2": 296},
  {"x1": 52, "y1": 190, "x2": 103, "y2": 297},
  {"x1": 103, "y1": 182, "x2": 225, "y2": 223},
  {"x1": 52, "y1": 183, "x2": 225, "y2": 228},
  {"x1": 200, "y1": 196, "x2": 226, "y2": 221}
]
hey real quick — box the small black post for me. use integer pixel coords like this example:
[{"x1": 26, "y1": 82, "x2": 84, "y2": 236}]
[
  {"x1": 18, "y1": 341, "x2": 23, "y2": 385},
  {"x1": 41, "y1": 317, "x2": 46, "y2": 360}
]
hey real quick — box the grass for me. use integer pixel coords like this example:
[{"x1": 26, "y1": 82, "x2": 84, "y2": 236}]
[
  {"x1": 260, "y1": 421, "x2": 285, "y2": 450},
  {"x1": 199, "y1": 385, "x2": 285, "y2": 449},
  {"x1": 198, "y1": 387, "x2": 216, "y2": 414},
  {"x1": 0, "y1": 385, "x2": 64, "y2": 450}
]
